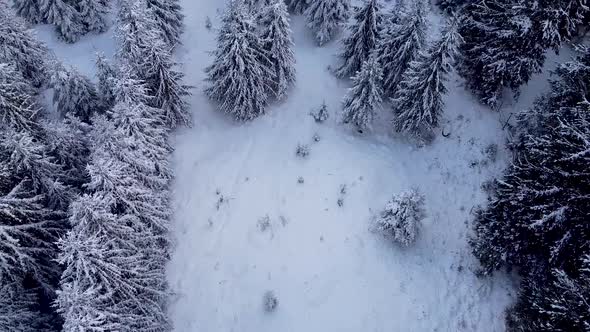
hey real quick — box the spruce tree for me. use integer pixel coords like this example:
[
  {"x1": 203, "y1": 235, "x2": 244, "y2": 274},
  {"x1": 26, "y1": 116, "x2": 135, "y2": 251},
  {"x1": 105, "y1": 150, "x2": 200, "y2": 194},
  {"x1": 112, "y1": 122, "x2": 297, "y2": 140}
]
[
  {"x1": 258, "y1": 0, "x2": 296, "y2": 100},
  {"x1": 0, "y1": 280, "x2": 43, "y2": 332},
  {"x1": 147, "y1": 0, "x2": 184, "y2": 48},
  {"x1": 341, "y1": 54, "x2": 383, "y2": 133},
  {"x1": 12, "y1": 0, "x2": 42, "y2": 24},
  {"x1": 471, "y1": 47, "x2": 590, "y2": 330},
  {"x1": 392, "y1": 17, "x2": 461, "y2": 139},
  {"x1": 95, "y1": 52, "x2": 118, "y2": 110},
  {"x1": 304, "y1": 0, "x2": 351, "y2": 46},
  {"x1": 139, "y1": 45, "x2": 192, "y2": 128},
  {"x1": 0, "y1": 6, "x2": 49, "y2": 87},
  {"x1": 285, "y1": 0, "x2": 310, "y2": 14},
  {"x1": 50, "y1": 65, "x2": 101, "y2": 122},
  {"x1": 376, "y1": 1, "x2": 426, "y2": 96},
  {"x1": 205, "y1": 1, "x2": 272, "y2": 121},
  {"x1": 41, "y1": 0, "x2": 84, "y2": 43},
  {"x1": 0, "y1": 63, "x2": 40, "y2": 133},
  {"x1": 335, "y1": 0, "x2": 382, "y2": 78},
  {"x1": 77, "y1": 0, "x2": 110, "y2": 34}
]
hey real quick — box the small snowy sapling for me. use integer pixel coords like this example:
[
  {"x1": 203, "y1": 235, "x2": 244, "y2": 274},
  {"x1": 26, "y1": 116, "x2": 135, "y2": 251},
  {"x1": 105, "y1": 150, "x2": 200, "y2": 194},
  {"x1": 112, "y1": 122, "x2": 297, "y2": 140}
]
[
  {"x1": 374, "y1": 189, "x2": 425, "y2": 246},
  {"x1": 263, "y1": 290, "x2": 278, "y2": 312},
  {"x1": 311, "y1": 102, "x2": 330, "y2": 123},
  {"x1": 296, "y1": 143, "x2": 310, "y2": 158}
]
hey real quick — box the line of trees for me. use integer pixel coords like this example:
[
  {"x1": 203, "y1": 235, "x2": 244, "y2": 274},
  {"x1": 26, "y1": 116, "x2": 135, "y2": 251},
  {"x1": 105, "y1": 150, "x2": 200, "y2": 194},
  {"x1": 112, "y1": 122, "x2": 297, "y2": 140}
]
[{"x1": 1, "y1": 0, "x2": 190, "y2": 330}]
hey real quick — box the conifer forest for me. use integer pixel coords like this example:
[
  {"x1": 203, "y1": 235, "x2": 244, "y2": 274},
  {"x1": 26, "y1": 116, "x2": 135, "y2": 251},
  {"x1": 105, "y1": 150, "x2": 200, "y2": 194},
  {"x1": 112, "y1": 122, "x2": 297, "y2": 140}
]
[{"x1": 1, "y1": 0, "x2": 589, "y2": 331}]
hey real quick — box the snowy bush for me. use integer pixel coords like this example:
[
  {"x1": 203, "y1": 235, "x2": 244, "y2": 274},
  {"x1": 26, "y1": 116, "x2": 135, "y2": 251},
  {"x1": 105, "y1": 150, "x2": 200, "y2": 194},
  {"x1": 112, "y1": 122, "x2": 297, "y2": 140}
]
[
  {"x1": 374, "y1": 189, "x2": 425, "y2": 246},
  {"x1": 263, "y1": 290, "x2": 278, "y2": 312},
  {"x1": 296, "y1": 144, "x2": 310, "y2": 158},
  {"x1": 311, "y1": 102, "x2": 329, "y2": 123},
  {"x1": 258, "y1": 215, "x2": 271, "y2": 232}
]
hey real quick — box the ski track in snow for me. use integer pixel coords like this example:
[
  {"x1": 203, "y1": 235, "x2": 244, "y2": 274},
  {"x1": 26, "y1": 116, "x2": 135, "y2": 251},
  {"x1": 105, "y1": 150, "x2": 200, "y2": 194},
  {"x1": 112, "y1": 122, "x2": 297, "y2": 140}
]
[{"x1": 32, "y1": 0, "x2": 576, "y2": 331}]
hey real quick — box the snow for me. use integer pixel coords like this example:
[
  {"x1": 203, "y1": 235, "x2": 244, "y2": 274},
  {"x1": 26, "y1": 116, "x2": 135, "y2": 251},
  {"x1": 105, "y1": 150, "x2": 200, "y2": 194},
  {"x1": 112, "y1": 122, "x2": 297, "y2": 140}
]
[
  {"x1": 168, "y1": 1, "x2": 514, "y2": 331},
  {"x1": 30, "y1": 1, "x2": 579, "y2": 331}
]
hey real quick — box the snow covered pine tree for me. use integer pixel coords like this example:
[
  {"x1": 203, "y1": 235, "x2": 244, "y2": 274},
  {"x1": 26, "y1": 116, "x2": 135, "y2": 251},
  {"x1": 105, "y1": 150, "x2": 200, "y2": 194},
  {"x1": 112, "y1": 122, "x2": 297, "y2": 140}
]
[
  {"x1": 205, "y1": 1, "x2": 272, "y2": 121},
  {"x1": 147, "y1": 0, "x2": 185, "y2": 48},
  {"x1": 341, "y1": 54, "x2": 383, "y2": 133},
  {"x1": 76, "y1": 0, "x2": 110, "y2": 34},
  {"x1": 335, "y1": 0, "x2": 383, "y2": 79},
  {"x1": 375, "y1": 189, "x2": 426, "y2": 246},
  {"x1": 471, "y1": 47, "x2": 590, "y2": 331},
  {"x1": 458, "y1": 0, "x2": 588, "y2": 108},
  {"x1": 285, "y1": 0, "x2": 310, "y2": 14},
  {"x1": 12, "y1": 0, "x2": 42, "y2": 23},
  {"x1": 305, "y1": 0, "x2": 351, "y2": 46},
  {"x1": 50, "y1": 64, "x2": 101, "y2": 122},
  {"x1": 40, "y1": 0, "x2": 84, "y2": 43},
  {"x1": 375, "y1": 0, "x2": 426, "y2": 96},
  {"x1": 0, "y1": 5, "x2": 49, "y2": 87},
  {"x1": 392, "y1": 17, "x2": 462, "y2": 141},
  {"x1": 258, "y1": 0, "x2": 296, "y2": 100}
]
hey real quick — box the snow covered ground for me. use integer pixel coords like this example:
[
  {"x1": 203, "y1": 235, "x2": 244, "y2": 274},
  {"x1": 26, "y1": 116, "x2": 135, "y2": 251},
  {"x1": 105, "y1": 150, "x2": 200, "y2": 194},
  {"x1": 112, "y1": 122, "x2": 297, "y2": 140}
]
[
  {"x1": 31, "y1": 0, "x2": 576, "y2": 331},
  {"x1": 168, "y1": 1, "x2": 515, "y2": 331}
]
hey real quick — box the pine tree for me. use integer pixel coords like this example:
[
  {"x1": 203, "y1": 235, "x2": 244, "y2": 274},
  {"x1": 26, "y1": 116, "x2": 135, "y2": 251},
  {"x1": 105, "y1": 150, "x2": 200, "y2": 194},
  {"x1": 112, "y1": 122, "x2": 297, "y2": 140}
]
[
  {"x1": 285, "y1": 0, "x2": 310, "y2": 14},
  {"x1": 0, "y1": 63, "x2": 40, "y2": 133},
  {"x1": 139, "y1": 45, "x2": 192, "y2": 128},
  {"x1": 341, "y1": 54, "x2": 383, "y2": 133},
  {"x1": 304, "y1": 0, "x2": 351, "y2": 46},
  {"x1": 205, "y1": 1, "x2": 272, "y2": 121},
  {"x1": 471, "y1": 47, "x2": 590, "y2": 330},
  {"x1": 50, "y1": 65, "x2": 101, "y2": 121},
  {"x1": 335, "y1": 0, "x2": 382, "y2": 78},
  {"x1": 41, "y1": 0, "x2": 84, "y2": 43},
  {"x1": 375, "y1": 1, "x2": 426, "y2": 96},
  {"x1": 77, "y1": 0, "x2": 110, "y2": 34},
  {"x1": 258, "y1": 0, "x2": 296, "y2": 100},
  {"x1": 12, "y1": 0, "x2": 42, "y2": 24},
  {"x1": 0, "y1": 280, "x2": 44, "y2": 332},
  {"x1": 375, "y1": 189, "x2": 425, "y2": 246},
  {"x1": 147, "y1": 0, "x2": 184, "y2": 47},
  {"x1": 95, "y1": 52, "x2": 117, "y2": 110},
  {"x1": 0, "y1": 6, "x2": 49, "y2": 87},
  {"x1": 392, "y1": 17, "x2": 461, "y2": 139},
  {"x1": 436, "y1": 0, "x2": 467, "y2": 13}
]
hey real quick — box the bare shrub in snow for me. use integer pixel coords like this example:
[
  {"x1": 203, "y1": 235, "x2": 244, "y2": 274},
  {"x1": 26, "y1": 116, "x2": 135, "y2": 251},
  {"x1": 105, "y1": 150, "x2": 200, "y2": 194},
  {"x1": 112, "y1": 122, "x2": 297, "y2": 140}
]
[
  {"x1": 263, "y1": 290, "x2": 278, "y2": 312},
  {"x1": 483, "y1": 143, "x2": 498, "y2": 163},
  {"x1": 313, "y1": 133, "x2": 321, "y2": 142},
  {"x1": 374, "y1": 189, "x2": 425, "y2": 246},
  {"x1": 205, "y1": 16, "x2": 212, "y2": 29},
  {"x1": 296, "y1": 144, "x2": 310, "y2": 158},
  {"x1": 258, "y1": 215, "x2": 271, "y2": 232},
  {"x1": 297, "y1": 176, "x2": 305, "y2": 184}
]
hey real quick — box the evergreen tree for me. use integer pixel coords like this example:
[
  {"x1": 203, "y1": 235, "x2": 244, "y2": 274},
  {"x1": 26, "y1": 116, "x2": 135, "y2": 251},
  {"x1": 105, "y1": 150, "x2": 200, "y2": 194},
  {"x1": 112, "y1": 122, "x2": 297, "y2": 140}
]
[
  {"x1": 50, "y1": 65, "x2": 101, "y2": 121},
  {"x1": 392, "y1": 17, "x2": 461, "y2": 139},
  {"x1": 457, "y1": 0, "x2": 588, "y2": 108},
  {"x1": 147, "y1": 0, "x2": 184, "y2": 48},
  {"x1": 0, "y1": 63, "x2": 40, "y2": 133},
  {"x1": 436, "y1": 0, "x2": 467, "y2": 13},
  {"x1": 0, "y1": 6, "x2": 49, "y2": 87},
  {"x1": 375, "y1": 1, "x2": 426, "y2": 96},
  {"x1": 0, "y1": 280, "x2": 44, "y2": 332},
  {"x1": 374, "y1": 189, "x2": 425, "y2": 246},
  {"x1": 41, "y1": 0, "x2": 84, "y2": 43},
  {"x1": 341, "y1": 54, "x2": 383, "y2": 133},
  {"x1": 285, "y1": 0, "x2": 310, "y2": 14},
  {"x1": 205, "y1": 1, "x2": 272, "y2": 121},
  {"x1": 12, "y1": 0, "x2": 42, "y2": 24},
  {"x1": 140, "y1": 45, "x2": 192, "y2": 128},
  {"x1": 77, "y1": 0, "x2": 110, "y2": 34},
  {"x1": 258, "y1": 0, "x2": 296, "y2": 100},
  {"x1": 304, "y1": 0, "x2": 351, "y2": 46},
  {"x1": 95, "y1": 52, "x2": 118, "y2": 110},
  {"x1": 335, "y1": 0, "x2": 382, "y2": 78},
  {"x1": 471, "y1": 47, "x2": 590, "y2": 331}
]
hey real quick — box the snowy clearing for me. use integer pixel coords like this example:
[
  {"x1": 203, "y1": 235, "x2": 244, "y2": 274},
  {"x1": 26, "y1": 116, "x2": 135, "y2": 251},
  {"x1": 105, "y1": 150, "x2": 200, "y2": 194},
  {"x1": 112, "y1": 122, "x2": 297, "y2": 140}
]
[{"x1": 32, "y1": 0, "x2": 576, "y2": 330}]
